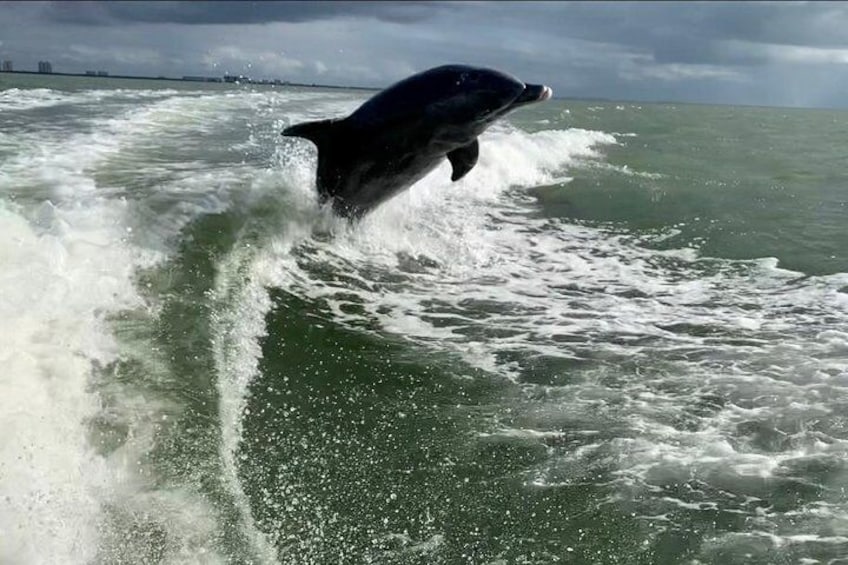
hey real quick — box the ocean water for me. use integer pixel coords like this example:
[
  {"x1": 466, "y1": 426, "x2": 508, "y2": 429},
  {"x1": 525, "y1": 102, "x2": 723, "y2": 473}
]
[{"x1": 1, "y1": 74, "x2": 847, "y2": 565}]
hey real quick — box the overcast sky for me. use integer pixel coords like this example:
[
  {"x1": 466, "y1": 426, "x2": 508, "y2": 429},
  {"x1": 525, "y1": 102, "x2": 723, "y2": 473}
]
[{"x1": 2, "y1": 1, "x2": 848, "y2": 108}]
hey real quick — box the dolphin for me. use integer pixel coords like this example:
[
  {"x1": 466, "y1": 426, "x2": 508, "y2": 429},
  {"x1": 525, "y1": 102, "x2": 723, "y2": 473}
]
[{"x1": 282, "y1": 64, "x2": 553, "y2": 218}]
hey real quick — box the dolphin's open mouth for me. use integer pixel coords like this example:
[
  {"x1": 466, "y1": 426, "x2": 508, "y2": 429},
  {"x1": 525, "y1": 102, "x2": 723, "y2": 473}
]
[{"x1": 512, "y1": 83, "x2": 553, "y2": 107}]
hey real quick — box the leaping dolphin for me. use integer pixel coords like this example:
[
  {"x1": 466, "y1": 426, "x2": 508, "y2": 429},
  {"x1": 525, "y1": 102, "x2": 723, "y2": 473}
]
[{"x1": 282, "y1": 64, "x2": 553, "y2": 218}]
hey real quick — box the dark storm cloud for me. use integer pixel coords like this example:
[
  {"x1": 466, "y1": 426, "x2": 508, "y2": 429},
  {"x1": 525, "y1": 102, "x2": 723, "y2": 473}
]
[{"x1": 43, "y1": 1, "x2": 442, "y2": 26}]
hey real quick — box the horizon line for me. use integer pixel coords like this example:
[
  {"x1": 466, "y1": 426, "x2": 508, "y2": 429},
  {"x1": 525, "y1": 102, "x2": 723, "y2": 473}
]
[{"x1": 1, "y1": 69, "x2": 846, "y2": 112}]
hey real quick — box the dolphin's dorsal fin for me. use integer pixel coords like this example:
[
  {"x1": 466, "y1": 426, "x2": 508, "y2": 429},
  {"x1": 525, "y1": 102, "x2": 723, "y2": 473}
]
[{"x1": 447, "y1": 139, "x2": 479, "y2": 181}]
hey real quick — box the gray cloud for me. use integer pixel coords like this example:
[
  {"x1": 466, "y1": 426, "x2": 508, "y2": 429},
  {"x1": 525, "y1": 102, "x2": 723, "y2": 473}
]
[
  {"x1": 42, "y1": 1, "x2": 444, "y2": 26},
  {"x1": 2, "y1": 1, "x2": 848, "y2": 108}
]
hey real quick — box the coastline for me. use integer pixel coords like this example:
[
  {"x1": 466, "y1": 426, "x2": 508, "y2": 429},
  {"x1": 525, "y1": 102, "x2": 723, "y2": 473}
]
[{"x1": 0, "y1": 69, "x2": 380, "y2": 91}]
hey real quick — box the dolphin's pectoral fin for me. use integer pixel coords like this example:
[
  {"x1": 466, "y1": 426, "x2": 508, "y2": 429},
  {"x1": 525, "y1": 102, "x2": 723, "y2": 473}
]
[{"x1": 447, "y1": 139, "x2": 479, "y2": 182}]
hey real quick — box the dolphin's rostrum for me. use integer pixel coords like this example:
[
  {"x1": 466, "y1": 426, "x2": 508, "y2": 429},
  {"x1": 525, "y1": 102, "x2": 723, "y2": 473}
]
[{"x1": 283, "y1": 64, "x2": 553, "y2": 218}]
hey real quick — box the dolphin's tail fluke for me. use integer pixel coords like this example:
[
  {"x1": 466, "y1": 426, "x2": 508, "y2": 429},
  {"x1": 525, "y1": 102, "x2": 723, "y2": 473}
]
[
  {"x1": 282, "y1": 118, "x2": 345, "y2": 148},
  {"x1": 282, "y1": 118, "x2": 350, "y2": 200}
]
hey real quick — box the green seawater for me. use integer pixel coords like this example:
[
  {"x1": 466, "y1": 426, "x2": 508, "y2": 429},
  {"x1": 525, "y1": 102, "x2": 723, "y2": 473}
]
[{"x1": 2, "y1": 73, "x2": 847, "y2": 564}]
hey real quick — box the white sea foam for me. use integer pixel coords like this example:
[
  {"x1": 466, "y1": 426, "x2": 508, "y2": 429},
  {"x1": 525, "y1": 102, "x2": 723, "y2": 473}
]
[
  {"x1": 0, "y1": 87, "x2": 195, "y2": 112},
  {"x1": 0, "y1": 89, "x2": 185, "y2": 560},
  {"x1": 5, "y1": 83, "x2": 847, "y2": 562},
  {"x1": 210, "y1": 207, "x2": 319, "y2": 565},
  {"x1": 0, "y1": 200, "x2": 153, "y2": 563},
  {"x1": 178, "y1": 90, "x2": 848, "y2": 560},
  {"x1": 0, "y1": 88, "x2": 339, "y2": 564},
  {"x1": 254, "y1": 110, "x2": 848, "y2": 555}
]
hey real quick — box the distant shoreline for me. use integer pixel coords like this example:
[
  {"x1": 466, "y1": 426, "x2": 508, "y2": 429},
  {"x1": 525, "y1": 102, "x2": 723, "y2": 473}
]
[
  {"x1": 0, "y1": 69, "x2": 380, "y2": 92},
  {"x1": 7, "y1": 69, "x2": 838, "y2": 109},
  {"x1": 0, "y1": 69, "x2": 599, "y2": 103}
]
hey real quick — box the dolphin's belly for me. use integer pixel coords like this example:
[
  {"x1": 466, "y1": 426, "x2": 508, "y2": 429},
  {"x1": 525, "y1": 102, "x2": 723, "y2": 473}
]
[{"x1": 334, "y1": 150, "x2": 444, "y2": 217}]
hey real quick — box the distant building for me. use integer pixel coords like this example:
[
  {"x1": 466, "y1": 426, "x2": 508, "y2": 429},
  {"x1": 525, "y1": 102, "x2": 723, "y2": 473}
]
[
  {"x1": 37, "y1": 61, "x2": 53, "y2": 73},
  {"x1": 2, "y1": 60, "x2": 12, "y2": 72},
  {"x1": 85, "y1": 70, "x2": 97, "y2": 76},
  {"x1": 97, "y1": 70, "x2": 108, "y2": 77}
]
